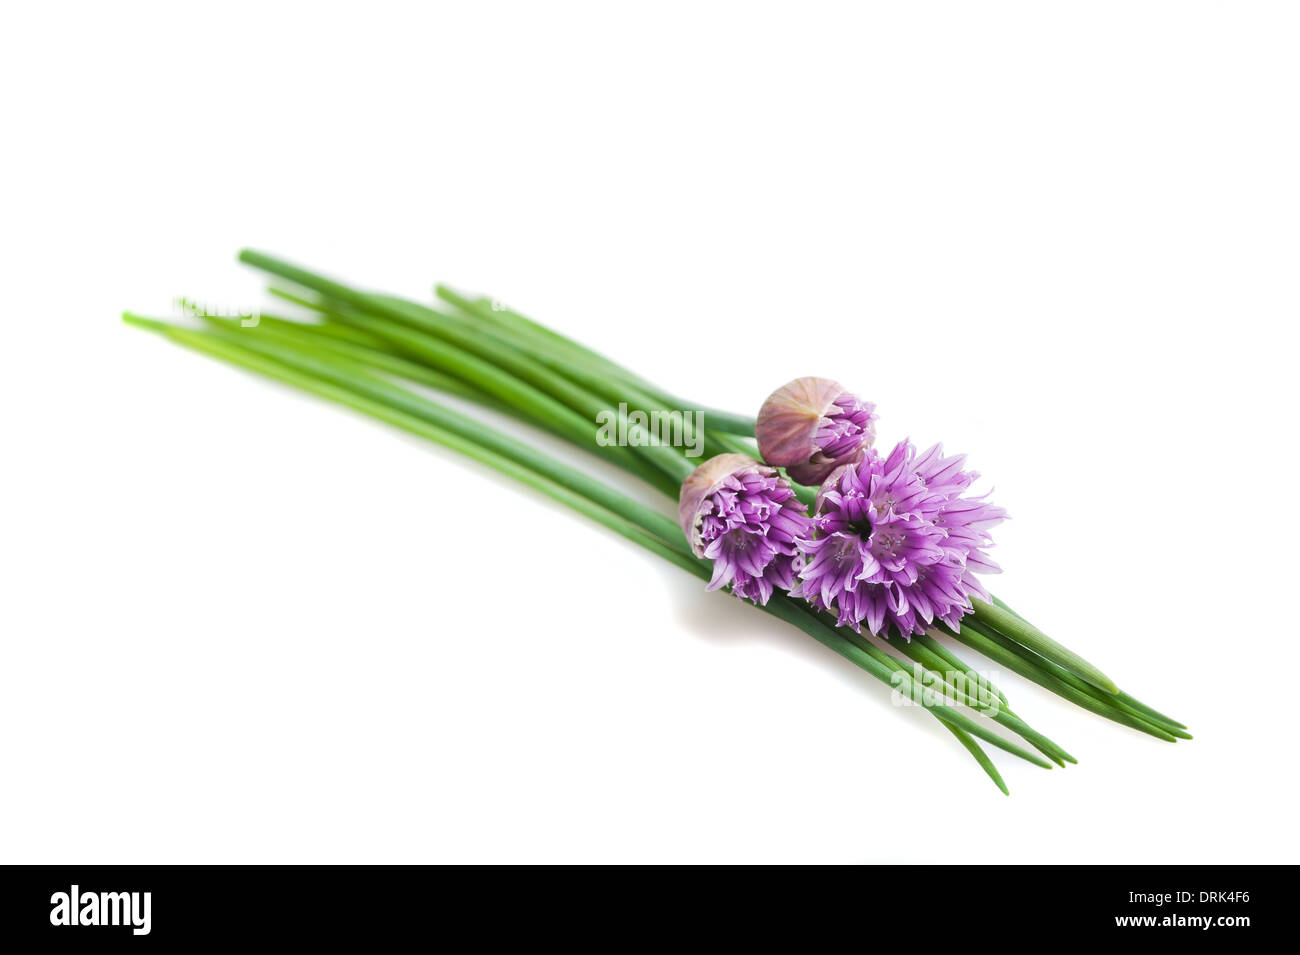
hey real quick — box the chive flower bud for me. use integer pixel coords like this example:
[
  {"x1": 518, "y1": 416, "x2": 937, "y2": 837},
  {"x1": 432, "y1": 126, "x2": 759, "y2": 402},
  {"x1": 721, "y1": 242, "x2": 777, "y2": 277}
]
[
  {"x1": 755, "y1": 377, "x2": 877, "y2": 485},
  {"x1": 678, "y1": 453, "x2": 812, "y2": 605},
  {"x1": 791, "y1": 440, "x2": 1006, "y2": 637}
]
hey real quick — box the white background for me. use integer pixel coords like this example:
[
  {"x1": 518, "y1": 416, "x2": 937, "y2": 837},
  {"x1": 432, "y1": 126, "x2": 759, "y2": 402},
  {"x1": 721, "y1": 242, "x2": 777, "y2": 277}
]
[{"x1": 2, "y1": 2, "x2": 1296, "y2": 863}]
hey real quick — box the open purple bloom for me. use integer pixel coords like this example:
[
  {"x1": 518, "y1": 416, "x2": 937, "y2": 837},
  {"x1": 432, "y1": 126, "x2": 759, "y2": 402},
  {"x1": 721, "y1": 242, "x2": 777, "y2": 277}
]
[
  {"x1": 791, "y1": 440, "x2": 1006, "y2": 637},
  {"x1": 756, "y1": 377, "x2": 878, "y2": 485},
  {"x1": 679, "y1": 453, "x2": 813, "y2": 605}
]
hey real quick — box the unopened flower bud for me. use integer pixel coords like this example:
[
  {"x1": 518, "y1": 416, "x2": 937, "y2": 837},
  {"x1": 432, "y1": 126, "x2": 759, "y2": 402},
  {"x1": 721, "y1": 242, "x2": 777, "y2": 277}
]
[{"x1": 755, "y1": 377, "x2": 877, "y2": 485}]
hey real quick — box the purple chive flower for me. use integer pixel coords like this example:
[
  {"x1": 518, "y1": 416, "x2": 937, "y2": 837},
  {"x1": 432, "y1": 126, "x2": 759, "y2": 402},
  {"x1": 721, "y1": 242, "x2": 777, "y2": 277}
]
[
  {"x1": 791, "y1": 440, "x2": 1007, "y2": 637},
  {"x1": 678, "y1": 453, "x2": 813, "y2": 605},
  {"x1": 756, "y1": 377, "x2": 878, "y2": 486}
]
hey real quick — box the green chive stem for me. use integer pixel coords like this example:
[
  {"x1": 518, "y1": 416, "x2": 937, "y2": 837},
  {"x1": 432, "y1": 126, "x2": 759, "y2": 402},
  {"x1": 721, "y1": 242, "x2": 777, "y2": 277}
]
[
  {"x1": 943, "y1": 621, "x2": 1178, "y2": 742},
  {"x1": 971, "y1": 599, "x2": 1119, "y2": 695}
]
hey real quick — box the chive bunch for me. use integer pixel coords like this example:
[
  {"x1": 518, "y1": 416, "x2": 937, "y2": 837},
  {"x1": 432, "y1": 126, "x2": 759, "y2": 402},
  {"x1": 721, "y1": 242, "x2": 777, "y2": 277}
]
[{"x1": 126, "y1": 250, "x2": 1189, "y2": 793}]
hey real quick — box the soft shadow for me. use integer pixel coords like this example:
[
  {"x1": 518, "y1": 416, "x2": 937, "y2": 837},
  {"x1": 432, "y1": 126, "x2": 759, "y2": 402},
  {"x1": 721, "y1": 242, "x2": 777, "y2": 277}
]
[{"x1": 664, "y1": 577, "x2": 960, "y2": 751}]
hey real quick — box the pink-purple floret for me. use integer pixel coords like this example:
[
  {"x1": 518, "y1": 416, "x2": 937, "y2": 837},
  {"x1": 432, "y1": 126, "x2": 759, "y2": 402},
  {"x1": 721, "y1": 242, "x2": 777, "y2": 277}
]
[
  {"x1": 696, "y1": 469, "x2": 811, "y2": 606},
  {"x1": 814, "y1": 392, "x2": 877, "y2": 461},
  {"x1": 791, "y1": 440, "x2": 1007, "y2": 638}
]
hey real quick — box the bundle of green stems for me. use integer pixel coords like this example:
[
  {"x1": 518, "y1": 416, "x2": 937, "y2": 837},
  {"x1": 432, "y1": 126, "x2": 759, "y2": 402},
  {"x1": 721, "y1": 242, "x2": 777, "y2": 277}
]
[{"x1": 124, "y1": 250, "x2": 1189, "y2": 793}]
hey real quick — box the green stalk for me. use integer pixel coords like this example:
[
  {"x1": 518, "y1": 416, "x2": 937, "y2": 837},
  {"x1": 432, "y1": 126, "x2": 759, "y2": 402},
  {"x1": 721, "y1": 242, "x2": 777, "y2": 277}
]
[
  {"x1": 327, "y1": 304, "x2": 689, "y2": 493},
  {"x1": 240, "y1": 254, "x2": 656, "y2": 477},
  {"x1": 889, "y1": 636, "x2": 1000, "y2": 709},
  {"x1": 358, "y1": 293, "x2": 704, "y2": 480},
  {"x1": 238, "y1": 250, "x2": 696, "y2": 490},
  {"x1": 971, "y1": 599, "x2": 1119, "y2": 695},
  {"x1": 231, "y1": 298, "x2": 610, "y2": 448},
  {"x1": 1111, "y1": 691, "x2": 1188, "y2": 734},
  {"x1": 197, "y1": 309, "x2": 506, "y2": 410},
  {"x1": 257, "y1": 270, "x2": 675, "y2": 493},
  {"x1": 846, "y1": 630, "x2": 1073, "y2": 766},
  {"x1": 709, "y1": 431, "x2": 762, "y2": 458},
  {"x1": 435, "y1": 285, "x2": 758, "y2": 436},
  {"x1": 269, "y1": 288, "x2": 751, "y2": 473},
  {"x1": 376, "y1": 291, "x2": 729, "y2": 462},
  {"x1": 991, "y1": 595, "x2": 1186, "y2": 731},
  {"x1": 912, "y1": 632, "x2": 1010, "y2": 709},
  {"x1": 940, "y1": 723, "x2": 1009, "y2": 796},
  {"x1": 435, "y1": 285, "x2": 663, "y2": 393},
  {"x1": 960, "y1": 617, "x2": 1192, "y2": 740},
  {"x1": 126, "y1": 314, "x2": 684, "y2": 549},
  {"x1": 124, "y1": 320, "x2": 658, "y2": 539},
  {"x1": 760, "y1": 599, "x2": 1053, "y2": 770},
  {"x1": 263, "y1": 289, "x2": 399, "y2": 348},
  {"x1": 941, "y1": 621, "x2": 1179, "y2": 742}
]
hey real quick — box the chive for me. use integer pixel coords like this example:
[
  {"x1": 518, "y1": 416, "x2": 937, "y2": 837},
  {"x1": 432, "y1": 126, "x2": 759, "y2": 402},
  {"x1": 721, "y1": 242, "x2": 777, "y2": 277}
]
[
  {"x1": 368, "y1": 294, "x2": 736, "y2": 467},
  {"x1": 869, "y1": 633, "x2": 1074, "y2": 766},
  {"x1": 380, "y1": 298, "x2": 730, "y2": 462},
  {"x1": 940, "y1": 722, "x2": 1010, "y2": 795},
  {"x1": 434, "y1": 285, "x2": 664, "y2": 394},
  {"x1": 1112, "y1": 692, "x2": 1188, "y2": 733},
  {"x1": 911, "y1": 632, "x2": 1010, "y2": 709},
  {"x1": 836, "y1": 627, "x2": 1059, "y2": 761},
  {"x1": 263, "y1": 287, "x2": 390, "y2": 344},
  {"x1": 329, "y1": 305, "x2": 690, "y2": 492},
  {"x1": 961, "y1": 618, "x2": 1192, "y2": 741},
  {"x1": 887, "y1": 634, "x2": 999, "y2": 708},
  {"x1": 709, "y1": 431, "x2": 762, "y2": 458},
  {"x1": 971, "y1": 599, "x2": 1119, "y2": 695},
  {"x1": 126, "y1": 314, "x2": 685, "y2": 549},
  {"x1": 275, "y1": 291, "x2": 765, "y2": 500},
  {"x1": 435, "y1": 285, "x2": 758, "y2": 436},
  {"x1": 238, "y1": 250, "x2": 697, "y2": 488},
  {"x1": 762, "y1": 600, "x2": 1053, "y2": 770},
  {"x1": 943, "y1": 621, "x2": 1179, "y2": 742},
  {"x1": 197, "y1": 311, "x2": 506, "y2": 410},
  {"x1": 992, "y1": 595, "x2": 1187, "y2": 731},
  {"x1": 254, "y1": 275, "x2": 678, "y2": 493}
]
